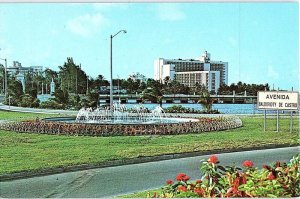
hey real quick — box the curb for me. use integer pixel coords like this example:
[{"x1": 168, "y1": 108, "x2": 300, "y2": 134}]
[{"x1": 1, "y1": 144, "x2": 299, "y2": 182}]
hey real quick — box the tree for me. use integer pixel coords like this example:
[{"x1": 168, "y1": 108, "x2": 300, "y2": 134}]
[
  {"x1": 166, "y1": 81, "x2": 181, "y2": 97},
  {"x1": 5, "y1": 78, "x2": 23, "y2": 106},
  {"x1": 53, "y1": 89, "x2": 69, "y2": 105},
  {"x1": 58, "y1": 57, "x2": 88, "y2": 94},
  {"x1": 86, "y1": 89, "x2": 99, "y2": 108},
  {"x1": 142, "y1": 80, "x2": 164, "y2": 107},
  {"x1": 198, "y1": 90, "x2": 213, "y2": 113},
  {"x1": 193, "y1": 82, "x2": 207, "y2": 95},
  {"x1": 218, "y1": 82, "x2": 270, "y2": 96}
]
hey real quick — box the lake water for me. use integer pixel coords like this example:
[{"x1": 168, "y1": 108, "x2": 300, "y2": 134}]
[{"x1": 121, "y1": 103, "x2": 298, "y2": 114}]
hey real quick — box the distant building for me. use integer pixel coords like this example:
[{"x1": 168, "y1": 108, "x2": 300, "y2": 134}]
[
  {"x1": 154, "y1": 51, "x2": 228, "y2": 93},
  {"x1": 6, "y1": 61, "x2": 44, "y2": 94},
  {"x1": 7, "y1": 61, "x2": 43, "y2": 75},
  {"x1": 128, "y1": 72, "x2": 147, "y2": 82},
  {"x1": 100, "y1": 86, "x2": 127, "y2": 94}
]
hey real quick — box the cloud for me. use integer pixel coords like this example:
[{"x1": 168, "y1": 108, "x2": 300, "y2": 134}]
[
  {"x1": 267, "y1": 64, "x2": 279, "y2": 79},
  {"x1": 156, "y1": 4, "x2": 186, "y2": 21},
  {"x1": 67, "y1": 13, "x2": 108, "y2": 37}
]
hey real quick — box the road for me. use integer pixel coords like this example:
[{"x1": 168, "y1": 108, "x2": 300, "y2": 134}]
[{"x1": 0, "y1": 147, "x2": 299, "y2": 198}]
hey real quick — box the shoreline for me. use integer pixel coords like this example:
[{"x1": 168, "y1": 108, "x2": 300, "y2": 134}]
[{"x1": 0, "y1": 103, "x2": 298, "y2": 117}]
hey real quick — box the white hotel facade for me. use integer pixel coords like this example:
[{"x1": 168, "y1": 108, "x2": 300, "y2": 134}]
[{"x1": 154, "y1": 51, "x2": 228, "y2": 93}]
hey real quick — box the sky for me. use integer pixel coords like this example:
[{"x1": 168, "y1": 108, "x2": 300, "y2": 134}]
[{"x1": 0, "y1": 2, "x2": 298, "y2": 90}]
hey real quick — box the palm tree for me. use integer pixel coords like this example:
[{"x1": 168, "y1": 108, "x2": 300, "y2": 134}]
[
  {"x1": 142, "y1": 80, "x2": 164, "y2": 107},
  {"x1": 198, "y1": 91, "x2": 213, "y2": 113}
]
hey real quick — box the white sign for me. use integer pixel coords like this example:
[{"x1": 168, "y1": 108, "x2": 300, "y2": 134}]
[{"x1": 257, "y1": 91, "x2": 299, "y2": 110}]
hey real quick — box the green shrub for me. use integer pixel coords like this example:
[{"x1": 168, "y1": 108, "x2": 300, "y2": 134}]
[
  {"x1": 163, "y1": 105, "x2": 219, "y2": 114},
  {"x1": 19, "y1": 94, "x2": 40, "y2": 108},
  {"x1": 149, "y1": 154, "x2": 300, "y2": 198},
  {"x1": 40, "y1": 99, "x2": 65, "y2": 109}
]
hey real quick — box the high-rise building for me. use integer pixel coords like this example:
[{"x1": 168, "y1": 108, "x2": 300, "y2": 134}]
[{"x1": 154, "y1": 51, "x2": 228, "y2": 93}]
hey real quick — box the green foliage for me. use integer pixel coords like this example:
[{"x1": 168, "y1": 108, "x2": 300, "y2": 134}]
[
  {"x1": 68, "y1": 94, "x2": 81, "y2": 110},
  {"x1": 6, "y1": 78, "x2": 23, "y2": 105},
  {"x1": 58, "y1": 57, "x2": 88, "y2": 94},
  {"x1": 53, "y1": 89, "x2": 69, "y2": 105},
  {"x1": 19, "y1": 94, "x2": 40, "y2": 108},
  {"x1": 218, "y1": 81, "x2": 270, "y2": 96},
  {"x1": 26, "y1": 87, "x2": 38, "y2": 99},
  {"x1": 86, "y1": 89, "x2": 99, "y2": 108},
  {"x1": 164, "y1": 105, "x2": 219, "y2": 114},
  {"x1": 40, "y1": 99, "x2": 65, "y2": 109},
  {"x1": 147, "y1": 154, "x2": 300, "y2": 198},
  {"x1": 198, "y1": 91, "x2": 214, "y2": 112}
]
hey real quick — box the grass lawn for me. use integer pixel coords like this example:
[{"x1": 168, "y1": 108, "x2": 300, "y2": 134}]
[
  {"x1": 0, "y1": 112, "x2": 299, "y2": 175},
  {"x1": 118, "y1": 188, "x2": 162, "y2": 198},
  {"x1": 0, "y1": 110, "x2": 63, "y2": 121}
]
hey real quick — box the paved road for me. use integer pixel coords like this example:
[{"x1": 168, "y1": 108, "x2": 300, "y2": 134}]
[{"x1": 0, "y1": 147, "x2": 299, "y2": 198}]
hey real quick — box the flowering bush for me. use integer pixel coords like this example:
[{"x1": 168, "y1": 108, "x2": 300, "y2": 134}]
[
  {"x1": 0, "y1": 116, "x2": 242, "y2": 137},
  {"x1": 148, "y1": 154, "x2": 300, "y2": 198}
]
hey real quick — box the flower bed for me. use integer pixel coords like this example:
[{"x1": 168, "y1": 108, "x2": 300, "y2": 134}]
[
  {"x1": 148, "y1": 154, "x2": 300, "y2": 198},
  {"x1": 0, "y1": 117, "x2": 242, "y2": 137}
]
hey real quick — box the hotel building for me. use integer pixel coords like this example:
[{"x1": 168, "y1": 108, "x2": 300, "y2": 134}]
[{"x1": 154, "y1": 51, "x2": 228, "y2": 93}]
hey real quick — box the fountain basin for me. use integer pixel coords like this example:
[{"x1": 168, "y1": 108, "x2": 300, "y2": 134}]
[{"x1": 43, "y1": 116, "x2": 199, "y2": 125}]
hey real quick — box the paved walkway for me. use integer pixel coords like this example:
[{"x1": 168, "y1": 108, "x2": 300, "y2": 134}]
[{"x1": 0, "y1": 103, "x2": 77, "y2": 115}]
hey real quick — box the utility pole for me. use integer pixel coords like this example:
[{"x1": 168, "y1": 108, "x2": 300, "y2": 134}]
[
  {"x1": 76, "y1": 67, "x2": 78, "y2": 95},
  {"x1": 86, "y1": 75, "x2": 89, "y2": 95}
]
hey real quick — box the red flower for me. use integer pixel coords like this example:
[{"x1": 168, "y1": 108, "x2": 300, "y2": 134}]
[
  {"x1": 196, "y1": 179, "x2": 202, "y2": 184},
  {"x1": 176, "y1": 173, "x2": 190, "y2": 182},
  {"x1": 183, "y1": 175, "x2": 190, "y2": 181},
  {"x1": 166, "y1": 180, "x2": 173, "y2": 185},
  {"x1": 194, "y1": 187, "x2": 204, "y2": 196},
  {"x1": 242, "y1": 160, "x2": 254, "y2": 167},
  {"x1": 207, "y1": 155, "x2": 218, "y2": 164},
  {"x1": 268, "y1": 172, "x2": 276, "y2": 180},
  {"x1": 178, "y1": 185, "x2": 187, "y2": 192}
]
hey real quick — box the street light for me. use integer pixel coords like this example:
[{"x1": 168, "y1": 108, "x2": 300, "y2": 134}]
[
  {"x1": 110, "y1": 30, "x2": 126, "y2": 115},
  {"x1": 0, "y1": 58, "x2": 7, "y2": 99}
]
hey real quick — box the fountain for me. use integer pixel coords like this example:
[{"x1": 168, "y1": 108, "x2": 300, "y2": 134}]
[
  {"x1": 74, "y1": 102, "x2": 183, "y2": 124},
  {"x1": 1, "y1": 102, "x2": 243, "y2": 137}
]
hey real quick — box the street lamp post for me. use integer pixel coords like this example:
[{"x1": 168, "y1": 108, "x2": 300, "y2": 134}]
[
  {"x1": 0, "y1": 58, "x2": 7, "y2": 98},
  {"x1": 110, "y1": 30, "x2": 126, "y2": 115}
]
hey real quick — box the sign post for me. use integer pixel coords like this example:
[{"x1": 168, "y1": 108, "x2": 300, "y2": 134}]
[
  {"x1": 276, "y1": 110, "x2": 279, "y2": 132},
  {"x1": 290, "y1": 111, "x2": 293, "y2": 133},
  {"x1": 257, "y1": 91, "x2": 299, "y2": 132},
  {"x1": 264, "y1": 110, "x2": 266, "y2": 132}
]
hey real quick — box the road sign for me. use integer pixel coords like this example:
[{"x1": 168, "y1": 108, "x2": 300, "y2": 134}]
[{"x1": 257, "y1": 91, "x2": 299, "y2": 110}]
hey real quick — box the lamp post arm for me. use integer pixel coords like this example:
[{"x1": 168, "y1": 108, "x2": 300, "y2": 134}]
[{"x1": 112, "y1": 30, "x2": 127, "y2": 38}]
